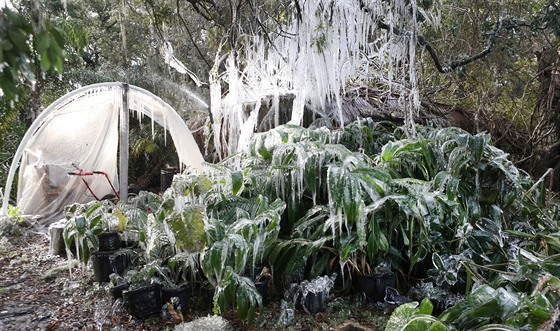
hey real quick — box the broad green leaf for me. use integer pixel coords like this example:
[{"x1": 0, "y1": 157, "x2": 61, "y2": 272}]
[
  {"x1": 37, "y1": 33, "x2": 51, "y2": 52},
  {"x1": 40, "y1": 50, "x2": 51, "y2": 71},
  {"x1": 257, "y1": 143, "x2": 272, "y2": 160},
  {"x1": 75, "y1": 215, "x2": 87, "y2": 234},
  {"x1": 2, "y1": 40, "x2": 14, "y2": 51},
  {"x1": 115, "y1": 208, "x2": 127, "y2": 231},
  {"x1": 469, "y1": 134, "x2": 486, "y2": 164},
  {"x1": 418, "y1": 298, "x2": 434, "y2": 315},
  {"x1": 89, "y1": 214, "x2": 102, "y2": 230},
  {"x1": 231, "y1": 171, "x2": 244, "y2": 196},
  {"x1": 385, "y1": 301, "x2": 419, "y2": 330},
  {"x1": 476, "y1": 325, "x2": 519, "y2": 331},
  {"x1": 51, "y1": 26, "x2": 65, "y2": 47},
  {"x1": 54, "y1": 49, "x2": 64, "y2": 74},
  {"x1": 7, "y1": 28, "x2": 27, "y2": 51}
]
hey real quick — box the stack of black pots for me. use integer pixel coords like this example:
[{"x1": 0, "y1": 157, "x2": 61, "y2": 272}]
[{"x1": 91, "y1": 232, "x2": 128, "y2": 282}]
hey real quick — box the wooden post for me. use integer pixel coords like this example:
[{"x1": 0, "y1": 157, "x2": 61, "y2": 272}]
[{"x1": 119, "y1": 83, "x2": 129, "y2": 202}]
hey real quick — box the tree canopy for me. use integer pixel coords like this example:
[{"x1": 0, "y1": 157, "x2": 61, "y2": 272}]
[{"x1": 1, "y1": 0, "x2": 560, "y2": 189}]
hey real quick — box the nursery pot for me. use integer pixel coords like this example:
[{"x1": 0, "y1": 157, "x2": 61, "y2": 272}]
[
  {"x1": 187, "y1": 282, "x2": 214, "y2": 311},
  {"x1": 300, "y1": 290, "x2": 328, "y2": 314},
  {"x1": 162, "y1": 286, "x2": 189, "y2": 313},
  {"x1": 91, "y1": 250, "x2": 130, "y2": 282},
  {"x1": 254, "y1": 280, "x2": 269, "y2": 305},
  {"x1": 109, "y1": 251, "x2": 130, "y2": 276},
  {"x1": 97, "y1": 232, "x2": 121, "y2": 251},
  {"x1": 123, "y1": 283, "x2": 162, "y2": 319},
  {"x1": 48, "y1": 220, "x2": 67, "y2": 257},
  {"x1": 110, "y1": 282, "x2": 130, "y2": 300},
  {"x1": 161, "y1": 168, "x2": 177, "y2": 192},
  {"x1": 355, "y1": 269, "x2": 396, "y2": 302},
  {"x1": 91, "y1": 250, "x2": 115, "y2": 282}
]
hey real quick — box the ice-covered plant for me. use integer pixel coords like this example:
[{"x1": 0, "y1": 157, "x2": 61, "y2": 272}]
[
  {"x1": 201, "y1": 195, "x2": 285, "y2": 321},
  {"x1": 162, "y1": 203, "x2": 207, "y2": 254},
  {"x1": 388, "y1": 280, "x2": 560, "y2": 330},
  {"x1": 123, "y1": 261, "x2": 160, "y2": 290},
  {"x1": 62, "y1": 202, "x2": 103, "y2": 271},
  {"x1": 156, "y1": 253, "x2": 201, "y2": 290}
]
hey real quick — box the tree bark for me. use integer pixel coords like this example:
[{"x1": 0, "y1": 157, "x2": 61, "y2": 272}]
[{"x1": 529, "y1": 46, "x2": 560, "y2": 190}]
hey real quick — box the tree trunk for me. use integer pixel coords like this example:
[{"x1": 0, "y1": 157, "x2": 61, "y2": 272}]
[{"x1": 529, "y1": 46, "x2": 560, "y2": 190}]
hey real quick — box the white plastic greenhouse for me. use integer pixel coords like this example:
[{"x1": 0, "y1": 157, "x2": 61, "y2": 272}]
[{"x1": 1, "y1": 82, "x2": 205, "y2": 226}]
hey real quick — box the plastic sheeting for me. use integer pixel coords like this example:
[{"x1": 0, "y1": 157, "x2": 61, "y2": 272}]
[{"x1": 2, "y1": 83, "x2": 205, "y2": 226}]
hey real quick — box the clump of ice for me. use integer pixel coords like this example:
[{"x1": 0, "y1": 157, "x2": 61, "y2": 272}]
[
  {"x1": 174, "y1": 315, "x2": 232, "y2": 331},
  {"x1": 293, "y1": 274, "x2": 337, "y2": 307},
  {"x1": 275, "y1": 299, "x2": 295, "y2": 329}
]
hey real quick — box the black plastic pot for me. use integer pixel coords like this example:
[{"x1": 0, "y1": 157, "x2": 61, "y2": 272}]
[
  {"x1": 301, "y1": 291, "x2": 327, "y2": 314},
  {"x1": 255, "y1": 280, "x2": 269, "y2": 305},
  {"x1": 276, "y1": 267, "x2": 305, "y2": 291},
  {"x1": 109, "y1": 251, "x2": 130, "y2": 276},
  {"x1": 123, "y1": 283, "x2": 162, "y2": 319},
  {"x1": 355, "y1": 269, "x2": 397, "y2": 302},
  {"x1": 110, "y1": 282, "x2": 130, "y2": 300},
  {"x1": 98, "y1": 232, "x2": 121, "y2": 251},
  {"x1": 186, "y1": 282, "x2": 214, "y2": 312},
  {"x1": 161, "y1": 168, "x2": 177, "y2": 192},
  {"x1": 162, "y1": 286, "x2": 189, "y2": 313},
  {"x1": 404, "y1": 252, "x2": 434, "y2": 281},
  {"x1": 91, "y1": 250, "x2": 115, "y2": 282},
  {"x1": 91, "y1": 249, "x2": 131, "y2": 282}
]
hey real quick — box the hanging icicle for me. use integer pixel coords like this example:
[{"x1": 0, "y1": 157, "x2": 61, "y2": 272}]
[{"x1": 207, "y1": 0, "x2": 442, "y2": 158}]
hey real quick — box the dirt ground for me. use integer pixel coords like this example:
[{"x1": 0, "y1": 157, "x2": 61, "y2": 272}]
[
  {"x1": 0, "y1": 224, "x2": 391, "y2": 331},
  {"x1": 0, "y1": 226, "x2": 167, "y2": 331}
]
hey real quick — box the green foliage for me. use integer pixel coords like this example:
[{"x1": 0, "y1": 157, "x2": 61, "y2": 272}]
[
  {"x1": 124, "y1": 261, "x2": 160, "y2": 290},
  {"x1": 155, "y1": 252, "x2": 201, "y2": 289},
  {"x1": 387, "y1": 281, "x2": 560, "y2": 330},
  {"x1": 62, "y1": 204, "x2": 102, "y2": 269},
  {"x1": 201, "y1": 194, "x2": 285, "y2": 286},
  {"x1": 0, "y1": 7, "x2": 32, "y2": 99},
  {"x1": 7, "y1": 205, "x2": 22, "y2": 222},
  {"x1": 0, "y1": 6, "x2": 66, "y2": 99},
  {"x1": 162, "y1": 204, "x2": 207, "y2": 253},
  {"x1": 385, "y1": 299, "x2": 446, "y2": 331},
  {"x1": 57, "y1": 119, "x2": 560, "y2": 326}
]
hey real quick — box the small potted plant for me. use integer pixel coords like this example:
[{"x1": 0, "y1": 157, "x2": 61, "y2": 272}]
[
  {"x1": 345, "y1": 215, "x2": 398, "y2": 303},
  {"x1": 351, "y1": 257, "x2": 397, "y2": 303},
  {"x1": 122, "y1": 262, "x2": 162, "y2": 319},
  {"x1": 95, "y1": 200, "x2": 124, "y2": 251},
  {"x1": 87, "y1": 200, "x2": 138, "y2": 282},
  {"x1": 62, "y1": 203, "x2": 102, "y2": 272},
  {"x1": 108, "y1": 272, "x2": 130, "y2": 300},
  {"x1": 292, "y1": 274, "x2": 336, "y2": 314},
  {"x1": 156, "y1": 253, "x2": 201, "y2": 314}
]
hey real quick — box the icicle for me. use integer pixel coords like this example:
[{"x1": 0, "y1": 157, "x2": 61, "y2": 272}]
[
  {"x1": 206, "y1": 0, "x2": 442, "y2": 157},
  {"x1": 210, "y1": 56, "x2": 224, "y2": 158},
  {"x1": 163, "y1": 41, "x2": 205, "y2": 87}
]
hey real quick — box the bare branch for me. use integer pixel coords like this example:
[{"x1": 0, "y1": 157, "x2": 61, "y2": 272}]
[
  {"x1": 176, "y1": 0, "x2": 212, "y2": 69},
  {"x1": 376, "y1": 20, "x2": 502, "y2": 74}
]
